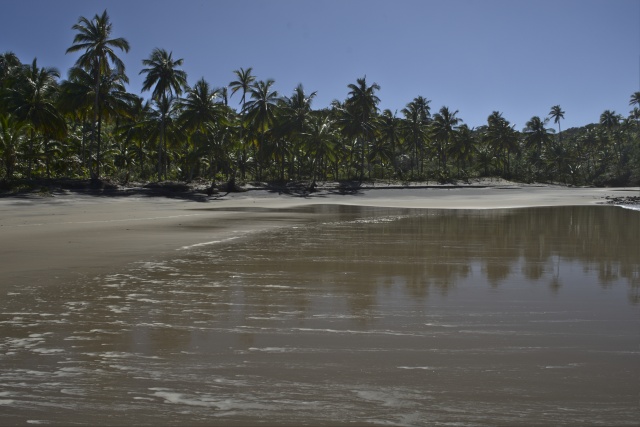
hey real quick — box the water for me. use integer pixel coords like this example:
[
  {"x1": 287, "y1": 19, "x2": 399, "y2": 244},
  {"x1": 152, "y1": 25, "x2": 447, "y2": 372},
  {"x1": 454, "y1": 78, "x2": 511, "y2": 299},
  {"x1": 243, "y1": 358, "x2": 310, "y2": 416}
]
[{"x1": 1, "y1": 205, "x2": 638, "y2": 426}]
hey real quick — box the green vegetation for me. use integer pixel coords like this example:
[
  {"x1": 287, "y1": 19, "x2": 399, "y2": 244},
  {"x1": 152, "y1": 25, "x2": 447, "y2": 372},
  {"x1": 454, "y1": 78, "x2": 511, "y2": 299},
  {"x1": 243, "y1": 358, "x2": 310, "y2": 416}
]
[{"x1": 1, "y1": 11, "x2": 639, "y2": 190}]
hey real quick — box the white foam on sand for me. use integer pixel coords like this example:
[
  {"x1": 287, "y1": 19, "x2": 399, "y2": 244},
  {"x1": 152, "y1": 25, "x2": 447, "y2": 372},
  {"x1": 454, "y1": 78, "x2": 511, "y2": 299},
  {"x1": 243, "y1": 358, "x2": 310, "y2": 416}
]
[{"x1": 178, "y1": 236, "x2": 241, "y2": 250}]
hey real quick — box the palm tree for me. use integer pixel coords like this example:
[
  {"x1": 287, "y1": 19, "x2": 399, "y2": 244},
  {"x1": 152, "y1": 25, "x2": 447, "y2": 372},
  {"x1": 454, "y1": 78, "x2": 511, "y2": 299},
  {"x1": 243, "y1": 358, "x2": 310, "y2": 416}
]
[
  {"x1": 0, "y1": 114, "x2": 25, "y2": 180},
  {"x1": 378, "y1": 109, "x2": 402, "y2": 178},
  {"x1": 6, "y1": 58, "x2": 66, "y2": 179},
  {"x1": 523, "y1": 116, "x2": 554, "y2": 177},
  {"x1": 278, "y1": 84, "x2": 317, "y2": 179},
  {"x1": 143, "y1": 96, "x2": 184, "y2": 179},
  {"x1": 600, "y1": 110, "x2": 620, "y2": 130},
  {"x1": 0, "y1": 52, "x2": 21, "y2": 82},
  {"x1": 0, "y1": 52, "x2": 22, "y2": 112},
  {"x1": 244, "y1": 79, "x2": 279, "y2": 180},
  {"x1": 303, "y1": 114, "x2": 337, "y2": 187},
  {"x1": 140, "y1": 48, "x2": 188, "y2": 180},
  {"x1": 345, "y1": 76, "x2": 380, "y2": 180},
  {"x1": 431, "y1": 106, "x2": 461, "y2": 175},
  {"x1": 484, "y1": 111, "x2": 518, "y2": 177},
  {"x1": 178, "y1": 78, "x2": 227, "y2": 181},
  {"x1": 599, "y1": 110, "x2": 623, "y2": 166},
  {"x1": 401, "y1": 96, "x2": 430, "y2": 177},
  {"x1": 58, "y1": 66, "x2": 95, "y2": 169},
  {"x1": 629, "y1": 92, "x2": 640, "y2": 108},
  {"x1": 548, "y1": 105, "x2": 565, "y2": 144},
  {"x1": 229, "y1": 67, "x2": 256, "y2": 110},
  {"x1": 448, "y1": 124, "x2": 475, "y2": 178},
  {"x1": 66, "y1": 10, "x2": 130, "y2": 179},
  {"x1": 58, "y1": 66, "x2": 134, "y2": 176},
  {"x1": 229, "y1": 67, "x2": 255, "y2": 179}
]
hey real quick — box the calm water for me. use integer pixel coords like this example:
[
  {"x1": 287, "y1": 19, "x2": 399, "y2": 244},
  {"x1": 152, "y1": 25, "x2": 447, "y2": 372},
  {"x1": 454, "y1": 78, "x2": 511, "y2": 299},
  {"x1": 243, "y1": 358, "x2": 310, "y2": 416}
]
[{"x1": 0, "y1": 205, "x2": 638, "y2": 426}]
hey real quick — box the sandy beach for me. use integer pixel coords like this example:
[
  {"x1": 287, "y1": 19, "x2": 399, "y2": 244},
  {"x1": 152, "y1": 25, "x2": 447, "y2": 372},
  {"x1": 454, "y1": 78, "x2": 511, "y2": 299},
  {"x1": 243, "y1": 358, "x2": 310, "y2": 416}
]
[{"x1": 1, "y1": 182, "x2": 638, "y2": 289}]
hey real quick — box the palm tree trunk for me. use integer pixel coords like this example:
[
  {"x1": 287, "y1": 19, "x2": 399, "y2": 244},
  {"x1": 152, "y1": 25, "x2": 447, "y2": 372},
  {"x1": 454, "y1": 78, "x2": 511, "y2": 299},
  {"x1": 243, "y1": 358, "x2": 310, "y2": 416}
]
[
  {"x1": 27, "y1": 129, "x2": 34, "y2": 180},
  {"x1": 158, "y1": 112, "x2": 164, "y2": 181},
  {"x1": 97, "y1": 109, "x2": 102, "y2": 179},
  {"x1": 93, "y1": 64, "x2": 100, "y2": 180}
]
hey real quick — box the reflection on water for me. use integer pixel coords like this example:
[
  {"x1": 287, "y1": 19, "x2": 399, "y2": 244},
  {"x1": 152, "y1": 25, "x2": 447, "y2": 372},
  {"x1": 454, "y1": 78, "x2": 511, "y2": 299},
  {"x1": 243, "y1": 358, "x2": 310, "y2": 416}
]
[{"x1": 0, "y1": 206, "x2": 638, "y2": 426}]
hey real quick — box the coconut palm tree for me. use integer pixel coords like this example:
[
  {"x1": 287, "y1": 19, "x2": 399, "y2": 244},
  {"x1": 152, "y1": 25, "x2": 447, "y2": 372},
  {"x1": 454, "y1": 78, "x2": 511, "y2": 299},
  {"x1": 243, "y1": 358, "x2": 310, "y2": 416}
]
[
  {"x1": 58, "y1": 66, "x2": 95, "y2": 169},
  {"x1": 278, "y1": 84, "x2": 317, "y2": 179},
  {"x1": 599, "y1": 110, "x2": 624, "y2": 167},
  {"x1": 448, "y1": 124, "x2": 476, "y2": 178},
  {"x1": 0, "y1": 52, "x2": 21, "y2": 82},
  {"x1": 629, "y1": 92, "x2": 640, "y2": 108},
  {"x1": 378, "y1": 109, "x2": 403, "y2": 178},
  {"x1": 401, "y1": 96, "x2": 430, "y2": 177},
  {"x1": 229, "y1": 67, "x2": 256, "y2": 110},
  {"x1": 6, "y1": 58, "x2": 66, "y2": 179},
  {"x1": 178, "y1": 78, "x2": 228, "y2": 181},
  {"x1": 244, "y1": 79, "x2": 279, "y2": 179},
  {"x1": 523, "y1": 115, "x2": 554, "y2": 177},
  {"x1": 303, "y1": 114, "x2": 337, "y2": 187},
  {"x1": 229, "y1": 67, "x2": 255, "y2": 179},
  {"x1": 143, "y1": 96, "x2": 184, "y2": 179},
  {"x1": 483, "y1": 111, "x2": 518, "y2": 177},
  {"x1": 0, "y1": 52, "x2": 22, "y2": 112},
  {"x1": 66, "y1": 10, "x2": 130, "y2": 179},
  {"x1": 344, "y1": 76, "x2": 380, "y2": 180},
  {"x1": 548, "y1": 105, "x2": 565, "y2": 144},
  {"x1": 58, "y1": 66, "x2": 134, "y2": 176},
  {"x1": 140, "y1": 48, "x2": 188, "y2": 180},
  {"x1": 431, "y1": 106, "x2": 462, "y2": 176},
  {"x1": 0, "y1": 114, "x2": 25, "y2": 180}
]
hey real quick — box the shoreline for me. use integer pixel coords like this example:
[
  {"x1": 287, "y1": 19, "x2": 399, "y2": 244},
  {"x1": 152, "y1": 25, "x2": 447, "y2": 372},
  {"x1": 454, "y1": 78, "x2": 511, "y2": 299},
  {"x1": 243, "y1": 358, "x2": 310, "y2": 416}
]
[{"x1": 1, "y1": 183, "x2": 638, "y2": 290}]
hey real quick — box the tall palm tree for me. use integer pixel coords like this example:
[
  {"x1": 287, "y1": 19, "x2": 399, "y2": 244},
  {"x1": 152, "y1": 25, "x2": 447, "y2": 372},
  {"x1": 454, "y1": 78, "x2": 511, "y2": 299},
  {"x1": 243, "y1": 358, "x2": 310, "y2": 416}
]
[
  {"x1": 629, "y1": 92, "x2": 640, "y2": 108},
  {"x1": 302, "y1": 114, "x2": 337, "y2": 187},
  {"x1": 66, "y1": 10, "x2": 130, "y2": 179},
  {"x1": 523, "y1": 115, "x2": 554, "y2": 176},
  {"x1": 345, "y1": 76, "x2": 380, "y2": 180},
  {"x1": 431, "y1": 106, "x2": 461, "y2": 175},
  {"x1": 599, "y1": 110, "x2": 623, "y2": 166},
  {"x1": 448, "y1": 124, "x2": 475, "y2": 178},
  {"x1": 484, "y1": 111, "x2": 518, "y2": 177},
  {"x1": 600, "y1": 110, "x2": 620, "y2": 130},
  {"x1": 278, "y1": 84, "x2": 317, "y2": 179},
  {"x1": 58, "y1": 66, "x2": 95, "y2": 168},
  {"x1": 0, "y1": 114, "x2": 25, "y2": 180},
  {"x1": 548, "y1": 105, "x2": 565, "y2": 144},
  {"x1": 401, "y1": 96, "x2": 430, "y2": 177},
  {"x1": 178, "y1": 78, "x2": 227, "y2": 180},
  {"x1": 140, "y1": 48, "x2": 188, "y2": 180},
  {"x1": 6, "y1": 58, "x2": 66, "y2": 179},
  {"x1": 229, "y1": 67, "x2": 255, "y2": 110},
  {"x1": 378, "y1": 109, "x2": 402, "y2": 178},
  {"x1": 0, "y1": 52, "x2": 22, "y2": 113},
  {"x1": 0, "y1": 52, "x2": 21, "y2": 82},
  {"x1": 244, "y1": 79, "x2": 279, "y2": 179},
  {"x1": 229, "y1": 67, "x2": 255, "y2": 180},
  {"x1": 58, "y1": 66, "x2": 134, "y2": 176}
]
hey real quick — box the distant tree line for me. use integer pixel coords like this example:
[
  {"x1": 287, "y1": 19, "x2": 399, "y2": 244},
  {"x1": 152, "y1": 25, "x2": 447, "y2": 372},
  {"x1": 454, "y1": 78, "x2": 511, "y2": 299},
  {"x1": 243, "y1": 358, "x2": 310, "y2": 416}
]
[{"x1": 1, "y1": 10, "x2": 639, "y2": 189}]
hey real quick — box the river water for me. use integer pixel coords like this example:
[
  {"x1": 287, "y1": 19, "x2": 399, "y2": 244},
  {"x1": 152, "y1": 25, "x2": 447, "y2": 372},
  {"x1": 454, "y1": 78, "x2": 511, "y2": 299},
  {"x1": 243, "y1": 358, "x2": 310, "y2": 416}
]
[{"x1": 1, "y1": 205, "x2": 638, "y2": 426}]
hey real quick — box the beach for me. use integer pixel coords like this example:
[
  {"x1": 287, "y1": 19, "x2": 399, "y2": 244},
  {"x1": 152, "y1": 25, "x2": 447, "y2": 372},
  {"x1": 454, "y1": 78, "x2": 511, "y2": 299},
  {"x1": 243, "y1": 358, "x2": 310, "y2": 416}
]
[
  {"x1": 1, "y1": 182, "x2": 639, "y2": 426},
  {"x1": 0, "y1": 182, "x2": 638, "y2": 289}
]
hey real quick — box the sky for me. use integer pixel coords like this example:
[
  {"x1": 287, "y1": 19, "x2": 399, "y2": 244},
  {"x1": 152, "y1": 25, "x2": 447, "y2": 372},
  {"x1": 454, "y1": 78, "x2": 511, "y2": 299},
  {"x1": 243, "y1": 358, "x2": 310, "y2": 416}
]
[{"x1": 2, "y1": 0, "x2": 639, "y2": 130}]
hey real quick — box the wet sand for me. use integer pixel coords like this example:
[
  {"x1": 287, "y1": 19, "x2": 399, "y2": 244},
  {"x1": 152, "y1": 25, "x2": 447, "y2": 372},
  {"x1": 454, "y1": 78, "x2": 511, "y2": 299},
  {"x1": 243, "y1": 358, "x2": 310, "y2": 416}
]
[
  {"x1": 0, "y1": 203, "x2": 638, "y2": 426},
  {"x1": 1, "y1": 185, "x2": 639, "y2": 425},
  {"x1": 0, "y1": 185, "x2": 637, "y2": 289}
]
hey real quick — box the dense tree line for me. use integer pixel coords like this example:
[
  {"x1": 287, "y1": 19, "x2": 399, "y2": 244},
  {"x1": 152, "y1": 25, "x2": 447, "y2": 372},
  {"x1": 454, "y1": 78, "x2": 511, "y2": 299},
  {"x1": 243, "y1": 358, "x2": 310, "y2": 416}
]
[{"x1": 1, "y1": 11, "x2": 639, "y2": 189}]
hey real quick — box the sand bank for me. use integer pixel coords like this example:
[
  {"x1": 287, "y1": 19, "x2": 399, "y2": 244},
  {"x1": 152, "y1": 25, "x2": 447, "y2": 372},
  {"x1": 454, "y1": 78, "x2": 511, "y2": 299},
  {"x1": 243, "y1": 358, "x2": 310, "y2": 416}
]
[{"x1": 1, "y1": 184, "x2": 638, "y2": 289}]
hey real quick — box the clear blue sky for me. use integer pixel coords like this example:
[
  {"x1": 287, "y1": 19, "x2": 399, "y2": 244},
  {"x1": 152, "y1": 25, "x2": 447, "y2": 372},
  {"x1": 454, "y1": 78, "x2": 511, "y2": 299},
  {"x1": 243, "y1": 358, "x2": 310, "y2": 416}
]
[{"x1": 2, "y1": 0, "x2": 639, "y2": 130}]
